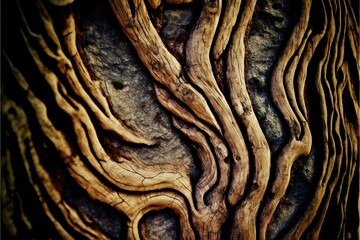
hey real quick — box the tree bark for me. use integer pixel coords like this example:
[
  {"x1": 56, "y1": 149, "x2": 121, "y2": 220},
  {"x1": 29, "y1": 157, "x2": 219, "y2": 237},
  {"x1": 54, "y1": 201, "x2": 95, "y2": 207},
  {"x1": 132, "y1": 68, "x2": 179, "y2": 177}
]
[{"x1": 2, "y1": 0, "x2": 359, "y2": 239}]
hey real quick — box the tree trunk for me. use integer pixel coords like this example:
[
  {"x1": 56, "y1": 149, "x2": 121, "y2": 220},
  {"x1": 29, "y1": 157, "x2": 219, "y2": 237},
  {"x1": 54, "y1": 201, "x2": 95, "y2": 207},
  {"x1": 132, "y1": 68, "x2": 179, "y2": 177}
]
[{"x1": 1, "y1": 0, "x2": 359, "y2": 239}]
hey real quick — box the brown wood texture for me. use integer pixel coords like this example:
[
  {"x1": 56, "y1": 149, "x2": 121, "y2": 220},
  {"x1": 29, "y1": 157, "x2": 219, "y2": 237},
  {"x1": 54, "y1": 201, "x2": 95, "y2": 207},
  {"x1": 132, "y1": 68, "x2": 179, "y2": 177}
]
[{"x1": 2, "y1": 0, "x2": 359, "y2": 239}]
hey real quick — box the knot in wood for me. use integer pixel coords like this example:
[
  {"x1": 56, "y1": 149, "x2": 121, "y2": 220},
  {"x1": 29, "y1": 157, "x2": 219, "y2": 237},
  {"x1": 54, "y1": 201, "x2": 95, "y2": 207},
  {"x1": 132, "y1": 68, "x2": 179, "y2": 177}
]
[
  {"x1": 182, "y1": 88, "x2": 194, "y2": 102},
  {"x1": 58, "y1": 61, "x2": 71, "y2": 74},
  {"x1": 150, "y1": 43, "x2": 159, "y2": 55},
  {"x1": 242, "y1": 105, "x2": 251, "y2": 116},
  {"x1": 206, "y1": 0, "x2": 219, "y2": 13},
  {"x1": 127, "y1": 17, "x2": 135, "y2": 28},
  {"x1": 151, "y1": 60, "x2": 161, "y2": 71}
]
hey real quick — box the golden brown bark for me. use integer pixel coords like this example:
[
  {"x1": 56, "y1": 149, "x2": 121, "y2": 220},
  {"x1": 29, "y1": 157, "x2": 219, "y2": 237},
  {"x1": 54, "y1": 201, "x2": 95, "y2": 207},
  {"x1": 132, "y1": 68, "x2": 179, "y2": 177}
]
[{"x1": 2, "y1": 0, "x2": 359, "y2": 239}]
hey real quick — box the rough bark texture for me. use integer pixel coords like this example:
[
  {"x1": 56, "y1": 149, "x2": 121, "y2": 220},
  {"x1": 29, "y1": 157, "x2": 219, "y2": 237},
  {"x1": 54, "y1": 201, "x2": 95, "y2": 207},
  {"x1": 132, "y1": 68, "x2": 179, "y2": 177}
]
[{"x1": 1, "y1": 0, "x2": 359, "y2": 239}]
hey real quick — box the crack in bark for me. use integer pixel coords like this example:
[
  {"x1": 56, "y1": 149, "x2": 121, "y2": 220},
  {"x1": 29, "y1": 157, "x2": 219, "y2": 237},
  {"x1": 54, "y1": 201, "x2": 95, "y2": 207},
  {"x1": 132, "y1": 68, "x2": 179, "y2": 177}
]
[{"x1": 2, "y1": 0, "x2": 359, "y2": 239}]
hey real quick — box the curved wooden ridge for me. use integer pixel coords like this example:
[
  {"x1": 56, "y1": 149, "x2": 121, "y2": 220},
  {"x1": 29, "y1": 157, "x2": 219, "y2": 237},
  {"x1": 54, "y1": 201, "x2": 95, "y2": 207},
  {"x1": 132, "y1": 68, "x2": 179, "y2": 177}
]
[{"x1": 2, "y1": 0, "x2": 359, "y2": 239}]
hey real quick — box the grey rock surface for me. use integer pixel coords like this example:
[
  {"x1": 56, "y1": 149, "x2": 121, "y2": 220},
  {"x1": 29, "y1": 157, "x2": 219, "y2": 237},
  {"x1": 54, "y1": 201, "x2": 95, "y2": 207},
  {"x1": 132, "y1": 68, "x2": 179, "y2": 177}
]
[
  {"x1": 140, "y1": 210, "x2": 180, "y2": 240},
  {"x1": 77, "y1": 2, "x2": 193, "y2": 238},
  {"x1": 246, "y1": 1, "x2": 319, "y2": 239},
  {"x1": 247, "y1": 0, "x2": 294, "y2": 153},
  {"x1": 162, "y1": 9, "x2": 193, "y2": 39},
  {"x1": 77, "y1": 0, "x2": 319, "y2": 239},
  {"x1": 78, "y1": 0, "x2": 194, "y2": 169}
]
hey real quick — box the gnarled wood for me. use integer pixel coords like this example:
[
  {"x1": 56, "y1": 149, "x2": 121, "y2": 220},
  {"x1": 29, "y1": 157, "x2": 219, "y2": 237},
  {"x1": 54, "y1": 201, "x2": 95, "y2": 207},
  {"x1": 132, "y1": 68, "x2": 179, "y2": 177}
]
[{"x1": 2, "y1": 0, "x2": 359, "y2": 239}]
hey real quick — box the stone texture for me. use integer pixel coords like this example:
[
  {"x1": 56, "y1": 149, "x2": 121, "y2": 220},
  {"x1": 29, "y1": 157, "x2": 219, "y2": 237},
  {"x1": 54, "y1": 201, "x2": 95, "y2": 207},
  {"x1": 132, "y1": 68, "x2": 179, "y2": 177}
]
[
  {"x1": 2, "y1": 0, "x2": 356, "y2": 238},
  {"x1": 78, "y1": 0, "x2": 194, "y2": 169},
  {"x1": 74, "y1": 1, "x2": 197, "y2": 238},
  {"x1": 64, "y1": 186, "x2": 126, "y2": 239},
  {"x1": 246, "y1": 1, "x2": 320, "y2": 238},
  {"x1": 246, "y1": 0, "x2": 296, "y2": 153},
  {"x1": 76, "y1": 0, "x2": 320, "y2": 239},
  {"x1": 267, "y1": 151, "x2": 318, "y2": 239},
  {"x1": 162, "y1": 9, "x2": 193, "y2": 39},
  {"x1": 140, "y1": 210, "x2": 180, "y2": 240}
]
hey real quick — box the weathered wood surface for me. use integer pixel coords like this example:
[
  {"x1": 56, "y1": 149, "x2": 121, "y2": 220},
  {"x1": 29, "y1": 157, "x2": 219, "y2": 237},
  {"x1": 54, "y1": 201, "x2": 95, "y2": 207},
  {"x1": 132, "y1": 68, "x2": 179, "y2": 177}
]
[{"x1": 2, "y1": 0, "x2": 359, "y2": 239}]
